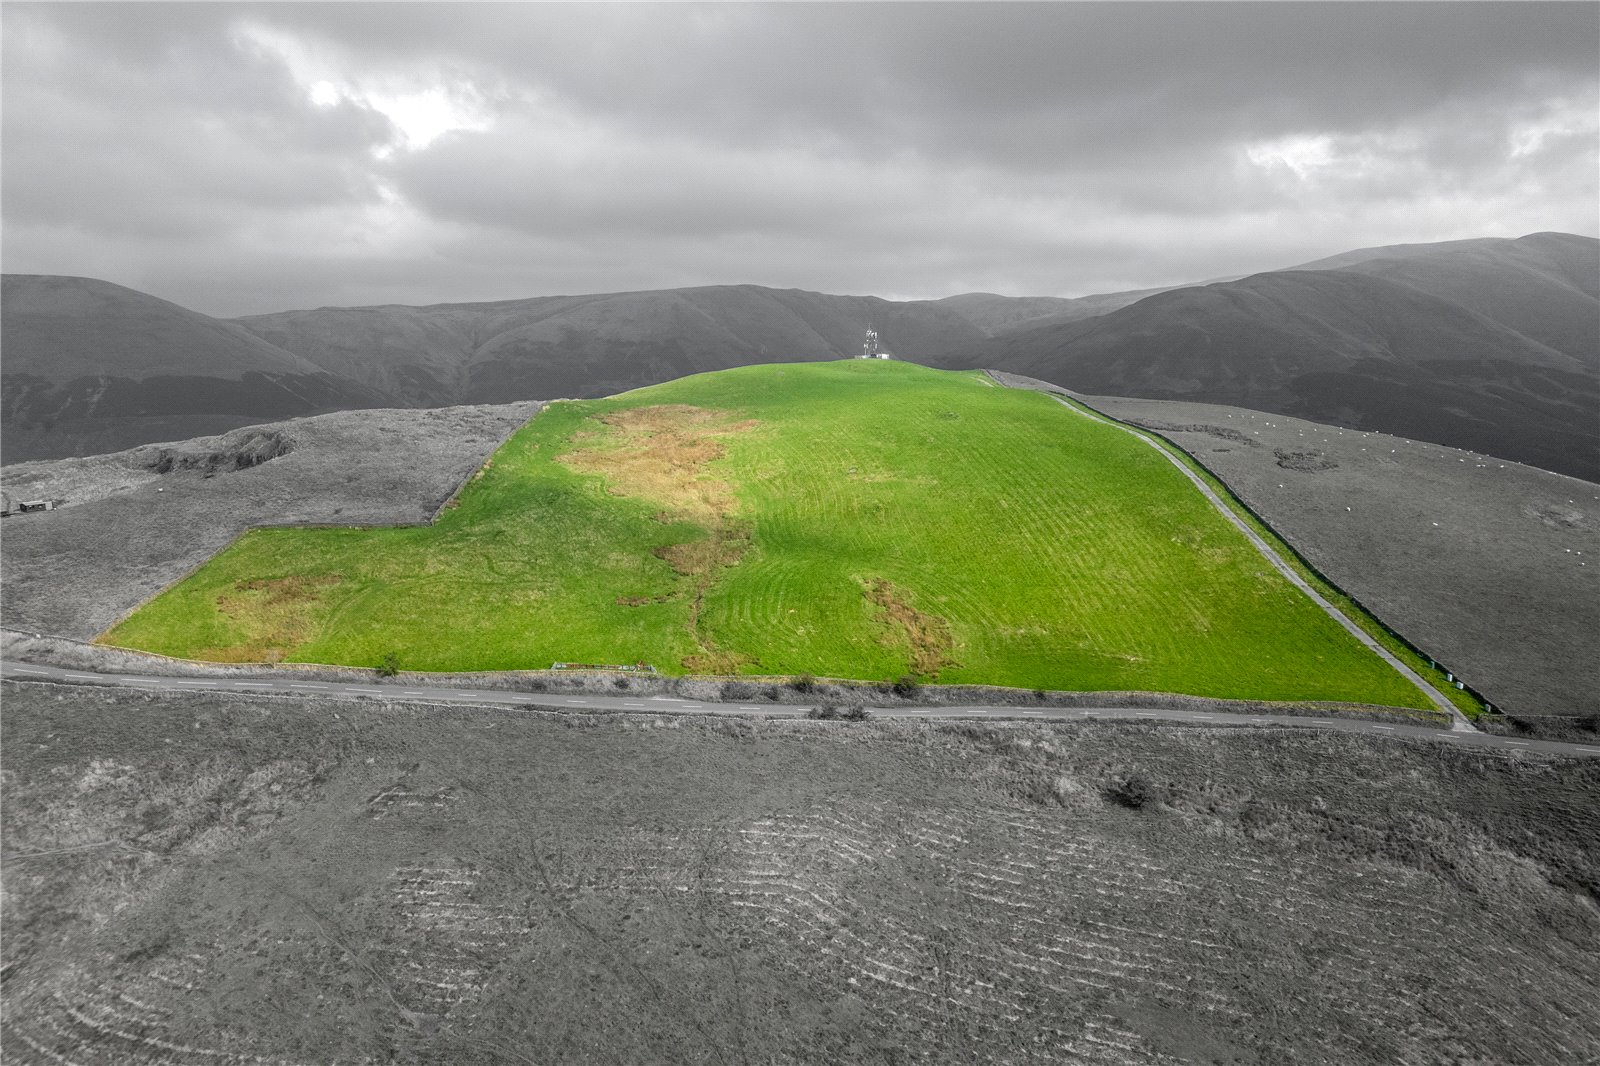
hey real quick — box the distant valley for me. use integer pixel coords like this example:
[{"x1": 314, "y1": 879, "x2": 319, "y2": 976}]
[{"x1": 3, "y1": 232, "x2": 1595, "y2": 478}]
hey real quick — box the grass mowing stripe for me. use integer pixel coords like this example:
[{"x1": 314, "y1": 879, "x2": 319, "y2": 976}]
[
  {"x1": 1046, "y1": 391, "x2": 1456, "y2": 716},
  {"x1": 1058, "y1": 394, "x2": 1485, "y2": 720},
  {"x1": 103, "y1": 361, "x2": 1428, "y2": 710}
]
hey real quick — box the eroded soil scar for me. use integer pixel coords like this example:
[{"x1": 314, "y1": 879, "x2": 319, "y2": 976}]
[{"x1": 864, "y1": 577, "x2": 956, "y2": 679}]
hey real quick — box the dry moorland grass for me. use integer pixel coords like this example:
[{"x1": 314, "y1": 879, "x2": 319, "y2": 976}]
[{"x1": 3, "y1": 681, "x2": 1595, "y2": 1064}]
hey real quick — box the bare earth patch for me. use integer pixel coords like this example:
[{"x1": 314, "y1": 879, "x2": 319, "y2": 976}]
[{"x1": 865, "y1": 577, "x2": 956, "y2": 679}]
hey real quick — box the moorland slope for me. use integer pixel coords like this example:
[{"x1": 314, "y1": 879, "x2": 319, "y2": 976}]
[
  {"x1": 4, "y1": 683, "x2": 1596, "y2": 1064},
  {"x1": 230, "y1": 285, "x2": 1096, "y2": 405},
  {"x1": 102, "y1": 361, "x2": 1434, "y2": 709},
  {"x1": 961, "y1": 233, "x2": 1600, "y2": 480},
  {"x1": 0, "y1": 276, "x2": 390, "y2": 462}
]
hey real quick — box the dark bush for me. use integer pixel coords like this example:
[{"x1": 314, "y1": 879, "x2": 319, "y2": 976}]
[
  {"x1": 806, "y1": 704, "x2": 869, "y2": 722},
  {"x1": 375, "y1": 652, "x2": 401, "y2": 678},
  {"x1": 1105, "y1": 775, "x2": 1155, "y2": 810},
  {"x1": 526, "y1": 678, "x2": 549, "y2": 693},
  {"x1": 720, "y1": 681, "x2": 757, "y2": 701},
  {"x1": 791, "y1": 673, "x2": 816, "y2": 694},
  {"x1": 890, "y1": 675, "x2": 921, "y2": 699},
  {"x1": 613, "y1": 677, "x2": 631, "y2": 690}
]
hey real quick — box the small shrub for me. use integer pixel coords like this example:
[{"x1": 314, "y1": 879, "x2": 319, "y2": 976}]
[
  {"x1": 1016, "y1": 773, "x2": 1080, "y2": 808},
  {"x1": 791, "y1": 673, "x2": 816, "y2": 694},
  {"x1": 720, "y1": 681, "x2": 757, "y2": 701},
  {"x1": 891, "y1": 675, "x2": 921, "y2": 699},
  {"x1": 613, "y1": 677, "x2": 631, "y2": 690},
  {"x1": 375, "y1": 652, "x2": 401, "y2": 678},
  {"x1": 526, "y1": 678, "x2": 549, "y2": 693},
  {"x1": 806, "y1": 704, "x2": 869, "y2": 722},
  {"x1": 1105, "y1": 775, "x2": 1155, "y2": 810},
  {"x1": 761, "y1": 686, "x2": 782, "y2": 701}
]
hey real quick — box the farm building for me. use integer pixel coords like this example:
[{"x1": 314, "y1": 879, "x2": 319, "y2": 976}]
[{"x1": 0, "y1": 492, "x2": 51, "y2": 516}]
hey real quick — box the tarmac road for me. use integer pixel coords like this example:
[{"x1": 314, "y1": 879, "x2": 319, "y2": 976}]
[{"x1": 4, "y1": 659, "x2": 1597, "y2": 760}]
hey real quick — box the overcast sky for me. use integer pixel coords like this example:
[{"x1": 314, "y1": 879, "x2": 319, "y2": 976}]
[{"x1": 3, "y1": 2, "x2": 1596, "y2": 317}]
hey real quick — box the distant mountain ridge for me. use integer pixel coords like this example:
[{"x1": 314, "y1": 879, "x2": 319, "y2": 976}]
[
  {"x1": 1, "y1": 276, "x2": 389, "y2": 463},
  {"x1": 228, "y1": 285, "x2": 1132, "y2": 407},
  {"x1": 949, "y1": 232, "x2": 1599, "y2": 480},
  {"x1": 3, "y1": 232, "x2": 1595, "y2": 476}
]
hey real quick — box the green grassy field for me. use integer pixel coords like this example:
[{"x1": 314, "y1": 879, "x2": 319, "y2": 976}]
[{"x1": 103, "y1": 360, "x2": 1429, "y2": 706}]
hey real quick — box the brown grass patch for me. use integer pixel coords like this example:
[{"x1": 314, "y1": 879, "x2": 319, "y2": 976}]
[
  {"x1": 653, "y1": 526, "x2": 752, "y2": 577},
  {"x1": 231, "y1": 575, "x2": 340, "y2": 602},
  {"x1": 559, "y1": 406, "x2": 762, "y2": 671},
  {"x1": 866, "y1": 577, "x2": 956, "y2": 679},
  {"x1": 662, "y1": 526, "x2": 755, "y2": 672},
  {"x1": 682, "y1": 646, "x2": 757, "y2": 674},
  {"x1": 203, "y1": 575, "x2": 342, "y2": 662},
  {"x1": 557, "y1": 405, "x2": 757, "y2": 526}
]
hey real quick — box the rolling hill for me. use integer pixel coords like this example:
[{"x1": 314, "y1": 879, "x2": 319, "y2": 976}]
[
  {"x1": 7, "y1": 233, "x2": 1594, "y2": 478},
  {"x1": 102, "y1": 361, "x2": 1444, "y2": 710},
  {"x1": 229, "y1": 285, "x2": 1087, "y2": 406},
  {"x1": 230, "y1": 285, "x2": 1194, "y2": 410},
  {"x1": 0, "y1": 276, "x2": 390, "y2": 462},
  {"x1": 957, "y1": 233, "x2": 1600, "y2": 480},
  {"x1": 1290, "y1": 232, "x2": 1599, "y2": 363}
]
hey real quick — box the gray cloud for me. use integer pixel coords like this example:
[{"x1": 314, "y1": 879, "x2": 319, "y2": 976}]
[{"x1": 3, "y1": 2, "x2": 1595, "y2": 316}]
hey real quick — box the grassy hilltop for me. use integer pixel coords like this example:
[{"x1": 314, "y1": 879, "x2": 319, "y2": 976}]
[{"x1": 104, "y1": 360, "x2": 1427, "y2": 707}]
